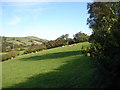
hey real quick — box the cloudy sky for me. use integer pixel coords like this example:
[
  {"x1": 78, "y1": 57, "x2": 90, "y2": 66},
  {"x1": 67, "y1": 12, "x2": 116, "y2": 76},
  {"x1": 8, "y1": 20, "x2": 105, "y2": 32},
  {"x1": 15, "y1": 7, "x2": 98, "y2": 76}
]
[{"x1": 1, "y1": 2, "x2": 92, "y2": 40}]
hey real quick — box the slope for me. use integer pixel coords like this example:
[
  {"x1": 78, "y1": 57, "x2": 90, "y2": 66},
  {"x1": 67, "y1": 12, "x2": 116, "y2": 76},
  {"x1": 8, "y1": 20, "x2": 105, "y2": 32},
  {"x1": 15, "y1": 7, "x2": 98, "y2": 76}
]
[{"x1": 2, "y1": 42, "x2": 100, "y2": 88}]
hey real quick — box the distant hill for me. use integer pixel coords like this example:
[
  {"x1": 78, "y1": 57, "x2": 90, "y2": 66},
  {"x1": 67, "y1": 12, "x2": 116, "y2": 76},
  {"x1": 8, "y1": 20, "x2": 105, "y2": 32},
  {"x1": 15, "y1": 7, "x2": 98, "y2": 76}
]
[{"x1": 1, "y1": 36, "x2": 48, "y2": 47}]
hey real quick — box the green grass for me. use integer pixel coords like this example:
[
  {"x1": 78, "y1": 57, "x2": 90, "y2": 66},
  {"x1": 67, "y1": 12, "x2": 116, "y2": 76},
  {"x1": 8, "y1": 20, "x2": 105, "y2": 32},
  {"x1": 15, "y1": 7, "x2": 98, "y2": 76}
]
[{"x1": 2, "y1": 42, "x2": 101, "y2": 88}]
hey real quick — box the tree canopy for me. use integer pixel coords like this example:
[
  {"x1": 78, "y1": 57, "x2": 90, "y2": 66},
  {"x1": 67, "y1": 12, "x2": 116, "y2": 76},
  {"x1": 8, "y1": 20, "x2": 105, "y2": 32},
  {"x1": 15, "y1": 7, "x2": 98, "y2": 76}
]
[{"x1": 87, "y1": 2, "x2": 120, "y2": 87}]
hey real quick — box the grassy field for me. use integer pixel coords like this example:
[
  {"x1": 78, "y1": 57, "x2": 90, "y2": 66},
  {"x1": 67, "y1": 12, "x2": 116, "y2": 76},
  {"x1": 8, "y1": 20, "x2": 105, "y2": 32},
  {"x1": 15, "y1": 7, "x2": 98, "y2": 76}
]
[{"x1": 2, "y1": 42, "x2": 101, "y2": 88}]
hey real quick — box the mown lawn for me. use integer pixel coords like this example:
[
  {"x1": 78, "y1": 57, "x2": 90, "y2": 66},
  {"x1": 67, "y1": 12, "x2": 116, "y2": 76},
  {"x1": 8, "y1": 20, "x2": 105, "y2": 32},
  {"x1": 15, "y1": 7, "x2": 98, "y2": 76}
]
[{"x1": 2, "y1": 42, "x2": 101, "y2": 88}]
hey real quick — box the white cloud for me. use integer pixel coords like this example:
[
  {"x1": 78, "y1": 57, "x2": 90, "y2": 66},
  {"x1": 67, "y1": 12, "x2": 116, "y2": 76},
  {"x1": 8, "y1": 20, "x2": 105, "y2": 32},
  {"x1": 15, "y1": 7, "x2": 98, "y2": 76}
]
[{"x1": 7, "y1": 17, "x2": 21, "y2": 25}]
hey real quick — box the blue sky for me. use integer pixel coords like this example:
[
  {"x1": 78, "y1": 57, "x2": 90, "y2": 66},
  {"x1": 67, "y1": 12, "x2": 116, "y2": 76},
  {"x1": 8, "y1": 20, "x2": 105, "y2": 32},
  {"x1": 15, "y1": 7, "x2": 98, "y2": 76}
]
[{"x1": 1, "y1": 2, "x2": 92, "y2": 40}]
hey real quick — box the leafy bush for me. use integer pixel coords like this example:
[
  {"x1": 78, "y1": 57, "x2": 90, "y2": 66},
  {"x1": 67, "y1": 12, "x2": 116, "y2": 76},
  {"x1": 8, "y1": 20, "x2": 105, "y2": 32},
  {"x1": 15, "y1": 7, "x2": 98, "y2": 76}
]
[
  {"x1": 45, "y1": 40, "x2": 67, "y2": 49},
  {"x1": 24, "y1": 44, "x2": 47, "y2": 54},
  {"x1": 87, "y1": 2, "x2": 120, "y2": 87},
  {"x1": 1, "y1": 50, "x2": 19, "y2": 61},
  {"x1": 73, "y1": 32, "x2": 89, "y2": 43}
]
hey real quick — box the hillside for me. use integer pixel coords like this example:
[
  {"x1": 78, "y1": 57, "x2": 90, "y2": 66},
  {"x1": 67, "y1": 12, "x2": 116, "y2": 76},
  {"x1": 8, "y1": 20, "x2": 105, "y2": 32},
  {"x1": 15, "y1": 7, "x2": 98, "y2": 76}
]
[
  {"x1": 2, "y1": 42, "x2": 103, "y2": 88},
  {"x1": 1, "y1": 36, "x2": 48, "y2": 46}
]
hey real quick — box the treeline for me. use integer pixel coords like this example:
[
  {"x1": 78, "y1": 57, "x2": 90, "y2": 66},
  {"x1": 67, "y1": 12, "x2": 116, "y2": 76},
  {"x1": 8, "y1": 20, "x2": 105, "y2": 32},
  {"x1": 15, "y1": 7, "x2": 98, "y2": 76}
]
[
  {"x1": 86, "y1": 1, "x2": 120, "y2": 87},
  {"x1": 1, "y1": 32, "x2": 89, "y2": 53},
  {"x1": 24, "y1": 32, "x2": 89, "y2": 54},
  {"x1": 24, "y1": 44, "x2": 47, "y2": 54},
  {"x1": 1, "y1": 32, "x2": 89, "y2": 61}
]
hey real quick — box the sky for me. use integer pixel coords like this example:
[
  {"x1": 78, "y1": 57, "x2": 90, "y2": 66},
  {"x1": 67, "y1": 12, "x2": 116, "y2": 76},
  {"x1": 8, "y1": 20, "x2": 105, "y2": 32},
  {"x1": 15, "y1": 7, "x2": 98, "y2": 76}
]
[{"x1": 1, "y1": 2, "x2": 92, "y2": 40}]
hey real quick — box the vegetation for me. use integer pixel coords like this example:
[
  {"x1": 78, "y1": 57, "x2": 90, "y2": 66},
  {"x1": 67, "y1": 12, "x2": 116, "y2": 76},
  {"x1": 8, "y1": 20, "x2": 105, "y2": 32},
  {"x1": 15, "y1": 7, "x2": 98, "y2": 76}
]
[
  {"x1": 87, "y1": 2, "x2": 120, "y2": 87},
  {"x1": 2, "y1": 2, "x2": 120, "y2": 88},
  {"x1": 1, "y1": 31, "x2": 89, "y2": 62},
  {"x1": 56, "y1": 34, "x2": 69, "y2": 41},
  {"x1": 0, "y1": 36, "x2": 48, "y2": 52},
  {"x1": 2, "y1": 1, "x2": 120, "y2": 88},
  {"x1": 3, "y1": 42, "x2": 103, "y2": 88},
  {"x1": 23, "y1": 44, "x2": 47, "y2": 54},
  {"x1": 23, "y1": 32, "x2": 89, "y2": 55},
  {"x1": 73, "y1": 31, "x2": 90, "y2": 43},
  {"x1": 1, "y1": 50, "x2": 19, "y2": 61}
]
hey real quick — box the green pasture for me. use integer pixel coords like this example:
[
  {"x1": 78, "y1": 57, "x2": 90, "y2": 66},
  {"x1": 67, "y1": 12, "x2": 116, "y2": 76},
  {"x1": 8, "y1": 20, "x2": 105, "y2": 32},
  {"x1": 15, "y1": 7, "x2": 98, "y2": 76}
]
[{"x1": 2, "y1": 42, "x2": 101, "y2": 88}]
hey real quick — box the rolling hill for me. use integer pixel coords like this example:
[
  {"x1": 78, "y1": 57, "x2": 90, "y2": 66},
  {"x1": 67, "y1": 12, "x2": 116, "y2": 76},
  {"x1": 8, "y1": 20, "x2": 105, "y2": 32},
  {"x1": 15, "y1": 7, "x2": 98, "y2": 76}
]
[{"x1": 1, "y1": 36, "x2": 48, "y2": 46}]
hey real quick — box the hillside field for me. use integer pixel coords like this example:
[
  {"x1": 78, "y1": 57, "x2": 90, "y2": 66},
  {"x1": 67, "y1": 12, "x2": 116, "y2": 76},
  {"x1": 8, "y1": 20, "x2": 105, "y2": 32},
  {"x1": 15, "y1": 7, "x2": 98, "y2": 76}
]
[
  {"x1": 2, "y1": 42, "x2": 101, "y2": 88},
  {"x1": 1, "y1": 36, "x2": 48, "y2": 47}
]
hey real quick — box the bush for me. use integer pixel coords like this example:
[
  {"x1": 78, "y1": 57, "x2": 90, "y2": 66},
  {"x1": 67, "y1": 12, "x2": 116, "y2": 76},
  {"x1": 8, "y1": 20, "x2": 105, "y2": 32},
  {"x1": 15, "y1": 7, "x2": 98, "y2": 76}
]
[
  {"x1": 23, "y1": 44, "x2": 47, "y2": 54},
  {"x1": 1, "y1": 50, "x2": 19, "y2": 61},
  {"x1": 82, "y1": 46, "x2": 92, "y2": 57}
]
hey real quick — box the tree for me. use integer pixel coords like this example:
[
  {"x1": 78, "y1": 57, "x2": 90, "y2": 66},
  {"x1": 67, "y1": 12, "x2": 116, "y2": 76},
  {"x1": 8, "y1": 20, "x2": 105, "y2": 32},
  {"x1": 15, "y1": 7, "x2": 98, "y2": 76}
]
[
  {"x1": 87, "y1": 2, "x2": 120, "y2": 60},
  {"x1": 73, "y1": 31, "x2": 89, "y2": 43},
  {"x1": 56, "y1": 34, "x2": 69, "y2": 41},
  {"x1": 64, "y1": 34, "x2": 69, "y2": 40},
  {"x1": 87, "y1": 2, "x2": 120, "y2": 87},
  {"x1": 67, "y1": 38, "x2": 75, "y2": 45}
]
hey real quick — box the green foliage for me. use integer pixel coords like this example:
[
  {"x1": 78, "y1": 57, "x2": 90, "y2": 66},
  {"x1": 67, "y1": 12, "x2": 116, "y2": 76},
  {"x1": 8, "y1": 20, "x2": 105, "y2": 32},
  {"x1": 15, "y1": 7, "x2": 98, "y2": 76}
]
[
  {"x1": 87, "y1": 2, "x2": 120, "y2": 87},
  {"x1": 73, "y1": 31, "x2": 89, "y2": 43},
  {"x1": 1, "y1": 50, "x2": 19, "y2": 61},
  {"x1": 56, "y1": 34, "x2": 69, "y2": 40},
  {"x1": 67, "y1": 38, "x2": 75, "y2": 45},
  {"x1": 46, "y1": 40, "x2": 67, "y2": 49},
  {"x1": 24, "y1": 44, "x2": 47, "y2": 54}
]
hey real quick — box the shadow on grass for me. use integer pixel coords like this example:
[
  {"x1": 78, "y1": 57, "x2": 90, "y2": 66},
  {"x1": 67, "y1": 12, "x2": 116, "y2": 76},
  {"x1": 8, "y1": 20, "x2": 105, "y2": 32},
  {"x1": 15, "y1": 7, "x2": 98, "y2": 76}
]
[
  {"x1": 19, "y1": 50, "x2": 83, "y2": 61},
  {"x1": 8, "y1": 55, "x2": 101, "y2": 88}
]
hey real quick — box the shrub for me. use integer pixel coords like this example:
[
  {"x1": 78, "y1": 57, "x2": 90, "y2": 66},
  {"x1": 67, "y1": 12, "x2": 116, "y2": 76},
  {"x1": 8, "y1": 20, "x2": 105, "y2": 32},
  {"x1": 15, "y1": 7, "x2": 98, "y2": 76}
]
[
  {"x1": 1, "y1": 50, "x2": 19, "y2": 61},
  {"x1": 23, "y1": 44, "x2": 47, "y2": 54}
]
